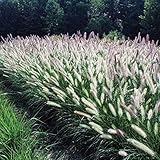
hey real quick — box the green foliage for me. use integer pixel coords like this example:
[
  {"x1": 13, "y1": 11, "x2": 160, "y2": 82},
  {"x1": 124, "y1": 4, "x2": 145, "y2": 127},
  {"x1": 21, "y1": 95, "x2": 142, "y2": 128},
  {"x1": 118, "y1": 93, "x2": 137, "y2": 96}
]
[
  {"x1": 105, "y1": 30, "x2": 125, "y2": 40},
  {"x1": 0, "y1": 0, "x2": 48, "y2": 36},
  {"x1": 86, "y1": 16, "x2": 113, "y2": 35},
  {"x1": 0, "y1": 92, "x2": 45, "y2": 160},
  {"x1": 45, "y1": 0, "x2": 64, "y2": 34},
  {"x1": 140, "y1": 0, "x2": 160, "y2": 40},
  {"x1": 118, "y1": 0, "x2": 144, "y2": 38},
  {"x1": 104, "y1": 0, "x2": 119, "y2": 23},
  {"x1": 1, "y1": 0, "x2": 160, "y2": 40},
  {"x1": 0, "y1": 0, "x2": 19, "y2": 36},
  {"x1": 60, "y1": 0, "x2": 89, "y2": 34},
  {"x1": 85, "y1": 0, "x2": 114, "y2": 35}
]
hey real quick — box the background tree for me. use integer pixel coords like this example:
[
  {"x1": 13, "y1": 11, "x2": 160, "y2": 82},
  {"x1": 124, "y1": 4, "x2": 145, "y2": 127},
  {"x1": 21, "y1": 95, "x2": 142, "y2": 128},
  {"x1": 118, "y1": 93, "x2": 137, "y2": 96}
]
[
  {"x1": 104, "y1": 0, "x2": 120, "y2": 27},
  {"x1": 3, "y1": 0, "x2": 160, "y2": 40},
  {"x1": 59, "y1": 0, "x2": 89, "y2": 34},
  {"x1": 118, "y1": 0, "x2": 144, "y2": 38},
  {"x1": 45, "y1": 0, "x2": 64, "y2": 34},
  {"x1": 0, "y1": 0, "x2": 48, "y2": 37},
  {"x1": 0, "y1": 0, "x2": 20, "y2": 37},
  {"x1": 86, "y1": 0, "x2": 114, "y2": 35},
  {"x1": 140, "y1": 0, "x2": 160, "y2": 40}
]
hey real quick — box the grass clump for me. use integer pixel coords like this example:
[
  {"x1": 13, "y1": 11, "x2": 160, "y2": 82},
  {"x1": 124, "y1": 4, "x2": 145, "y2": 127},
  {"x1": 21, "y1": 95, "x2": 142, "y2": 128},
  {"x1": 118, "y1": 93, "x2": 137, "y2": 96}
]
[
  {"x1": 0, "y1": 33, "x2": 160, "y2": 159},
  {"x1": 0, "y1": 91, "x2": 46, "y2": 160}
]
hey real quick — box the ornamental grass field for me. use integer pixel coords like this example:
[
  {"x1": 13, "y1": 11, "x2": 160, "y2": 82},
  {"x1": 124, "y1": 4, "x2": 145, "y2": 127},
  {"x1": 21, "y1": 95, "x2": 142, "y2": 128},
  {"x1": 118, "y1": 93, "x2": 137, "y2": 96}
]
[{"x1": 0, "y1": 33, "x2": 160, "y2": 160}]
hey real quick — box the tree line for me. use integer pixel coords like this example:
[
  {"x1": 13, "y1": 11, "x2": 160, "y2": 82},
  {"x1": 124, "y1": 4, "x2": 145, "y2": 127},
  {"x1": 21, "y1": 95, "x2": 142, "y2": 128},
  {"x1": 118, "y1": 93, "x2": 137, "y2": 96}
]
[{"x1": 0, "y1": 0, "x2": 160, "y2": 40}]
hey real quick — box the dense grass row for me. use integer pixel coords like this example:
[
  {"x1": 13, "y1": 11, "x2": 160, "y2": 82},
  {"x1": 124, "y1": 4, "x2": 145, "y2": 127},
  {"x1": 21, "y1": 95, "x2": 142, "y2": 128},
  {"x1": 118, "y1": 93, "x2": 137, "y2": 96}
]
[
  {"x1": 0, "y1": 89, "x2": 46, "y2": 160},
  {"x1": 0, "y1": 33, "x2": 160, "y2": 159}
]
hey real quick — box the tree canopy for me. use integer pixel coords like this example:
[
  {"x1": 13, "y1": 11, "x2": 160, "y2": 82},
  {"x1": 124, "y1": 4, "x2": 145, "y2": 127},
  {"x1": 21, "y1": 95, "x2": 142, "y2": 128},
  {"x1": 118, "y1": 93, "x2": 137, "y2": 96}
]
[{"x1": 0, "y1": 0, "x2": 159, "y2": 40}]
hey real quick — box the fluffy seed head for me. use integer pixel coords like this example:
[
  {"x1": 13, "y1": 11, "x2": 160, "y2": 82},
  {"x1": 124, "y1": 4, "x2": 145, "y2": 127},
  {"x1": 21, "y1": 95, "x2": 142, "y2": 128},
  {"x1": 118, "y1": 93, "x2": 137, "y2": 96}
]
[
  {"x1": 81, "y1": 97, "x2": 97, "y2": 111},
  {"x1": 100, "y1": 134, "x2": 113, "y2": 139},
  {"x1": 108, "y1": 129, "x2": 117, "y2": 135},
  {"x1": 118, "y1": 150, "x2": 128, "y2": 157},
  {"x1": 89, "y1": 122, "x2": 104, "y2": 134},
  {"x1": 147, "y1": 120, "x2": 151, "y2": 132},
  {"x1": 85, "y1": 107, "x2": 99, "y2": 115},
  {"x1": 108, "y1": 103, "x2": 117, "y2": 117},
  {"x1": 79, "y1": 124, "x2": 91, "y2": 130},
  {"x1": 74, "y1": 110, "x2": 92, "y2": 119},
  {"x1": 47, "y1": 101, "x2": 62, "y2": 108},
  {"x1": 148, "y1": 109, "x2": 153, "y2": 120},
  {"x1": 154, "y1": 122, "x2": 158, "y2": 136},
  {"x1": 131, "y1": 124, "x2": 147, "y2": 138},
  {"x1": 127, "y1": 138, "x2": 155, "y2": 156}
]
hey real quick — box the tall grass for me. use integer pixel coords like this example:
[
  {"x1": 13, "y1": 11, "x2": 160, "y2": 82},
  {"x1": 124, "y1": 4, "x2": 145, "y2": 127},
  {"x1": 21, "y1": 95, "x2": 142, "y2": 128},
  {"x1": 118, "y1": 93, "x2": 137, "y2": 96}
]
[
  {"x1": 0, "y1": 33, "x2": 160, "y2": 159},
  {"x1": 0, "y1": 91, "x2": 46, "y2": 160}
]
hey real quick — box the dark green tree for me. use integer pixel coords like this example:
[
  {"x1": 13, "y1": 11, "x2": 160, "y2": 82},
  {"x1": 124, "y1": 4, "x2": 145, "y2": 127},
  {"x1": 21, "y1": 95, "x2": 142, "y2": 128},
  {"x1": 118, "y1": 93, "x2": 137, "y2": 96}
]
[
  {"x1": 0, "y1": 0, "x2": 20, "y2": 36},
  {"x1": 140, "y1": 0, "x2": 160, "y2": 40},
  {"x1": 16, "y1": 0, "x2": 48, "y2": 36},
  {"x1": 86, "y1": 0, "x2": 114, "y2": 35},
  {"x1": 104, "y1": 0, "x2": 119, "y2": 23},
  {"x1": 59, "y1": 0, "x2": 89, "y2": 34},
  {"x1": 118, "y1": 0, "x2": 144, "y2": 38},
  {"x1": 0, "y1": 0, "x2": 146, "y2": 39},
  {"x1": 0, "y1": 0, "x2": 48, "y2": 36},
  {"x1": 45, "y1": 0, "x2": 64, "y2": 34}
]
